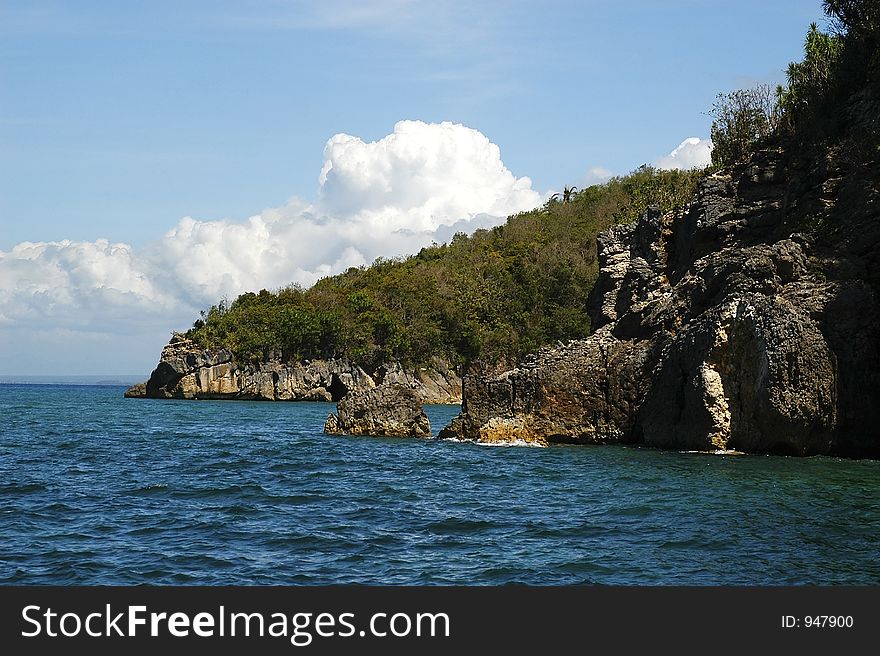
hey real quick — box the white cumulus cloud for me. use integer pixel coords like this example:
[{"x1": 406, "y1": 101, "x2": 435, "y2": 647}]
[
  {"x1": 653, "y1": 137, "x2": 713, "y2": 171},
  {"x1": 0, "y1": 121, "x2": 542, "y2": 373},
  {"x1": 583, "y1": 167, "x2": 613, "y2": 186},
  {"x1": 0, "y1": 239, "x2": 178, "y2": 331},
  {"x1": 318, "y1": 120, "x2": 539, "y2": 229}
]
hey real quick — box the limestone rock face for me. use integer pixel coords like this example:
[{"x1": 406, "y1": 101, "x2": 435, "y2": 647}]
[
  {"x1": 438, "y1": 331, "x2": 651, "y2": 446},
  {"x1": 373, "y1": 359, "x2": 462, "y2": 405},
  {"x1": 126, "y1": 334, "x2": 461, "y2": 404},
  {"x1": 324, "y1": 383, "x2": 431, "y2": 437},
  {"x1": 442, "y1": 147, "x2": 880, "y2": 457}
]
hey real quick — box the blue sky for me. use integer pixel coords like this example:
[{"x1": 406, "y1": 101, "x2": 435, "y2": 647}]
[{"x1": 0, "y1": 0, "x2": 827, "y2": 375}]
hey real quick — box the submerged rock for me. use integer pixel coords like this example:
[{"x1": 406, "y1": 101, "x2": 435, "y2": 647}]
[
  {"x1": 324, "y1": 383, "x2": 431, "y2": 437},
  {"x1": 443, "y1": 147, "x2": 880, "y2": 457}
]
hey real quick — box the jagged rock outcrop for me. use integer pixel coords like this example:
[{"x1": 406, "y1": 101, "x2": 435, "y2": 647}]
[
  {"x1": 437, "y1": 332, "x2": 651, "y2": 445},
  {"x1": 126, "y1": 334, "x2": 461, "y2": 404},
  {"x1": 442, "y1": 147, "x2": 880, "y2": 457},
  {"x1": 324, "y1": 383, "x2": 431, "y2": 437}
]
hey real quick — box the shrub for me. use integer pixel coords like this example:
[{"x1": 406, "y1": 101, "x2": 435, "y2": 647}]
[{"x1": 709, "y1": 84, "x2": 780, "y2": 167}]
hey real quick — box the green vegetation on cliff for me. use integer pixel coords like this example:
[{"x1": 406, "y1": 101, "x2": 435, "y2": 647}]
[
  {"x1": 710, "y1": 0, "x2": 878, "y2": 168},
  {"x1": 187, "y1": 0, "x2": 877, "y2": 374},
  {"x1": 187, "y1": 166, "x2": 703, "y2": 369}
]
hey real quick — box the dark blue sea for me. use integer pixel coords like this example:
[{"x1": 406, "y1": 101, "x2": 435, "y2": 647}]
[{"x1": 1, "y1": 383, "x2": 879, "y2": 585}]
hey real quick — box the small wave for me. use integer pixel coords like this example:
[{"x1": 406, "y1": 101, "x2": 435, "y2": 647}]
[
  {"x1": 219, "y1": 503, "x2": 260, "y2": 517},
  {"x1": 269, "y1": 493, "x2": 325, "y2": 506},
  {"x1": 126, "y1": 526, "x2": 163, "y2": 537},
  {"x1": 260, "y1": 534, "x2": 360, "y2": 550},
  {"x1": 523, "y1": 522, "x2": 618, "y2": 539},
  {"x1": 56, "y1": 440, "x2": 81, "y2": 449},
  {"x1": 0, "y1": 482, "x2": 48, "y2": 495},
  {"x1": 555, "y1": 559, "x2": 617, "y2": 576},
  {"x1": 127, "y1": 483, "x2": 169, "y2": 496},
  {"x1": 2, "y1": 568, "x2": 33, "y2": 583},
  {"x1": 168, "y1": 554, "x2": 236, "y2": 570},
  {"x1": 368, "y1": 533, "x2": 404, "y2": 546},
  {"x1": 41, "y1": 561, "x2": 107, "y2": 584},
  {"x1": 425, "y1": 517, "x2": 497, "y2": 534},
  {"x1": 43, "y1": 501, "x2": 75, "y2": 512},
  {"x1": 440, "y1": 437, "x2": 546, "y2": 448},
  {"x1": 134, "y1": 570, "x2": 200, "y2": 583},
  {"x1": 173, "y1": 484, "x2": 268, "y2": 500},
  {"x1": 478, "y1": 565, "x2": 539, "y2": 584},
  {"x1": 679, "y1": 449, "x2": 746, "y2": 456},
  {"x1": 660, "y1": 538, "x2": 730, "y2": 551},
  {"x1": 43, "y1": 545, "x2": 101, "y2": 559},
  {"x1": 606, "y1": 504, "x2": 654, "y2": 518}
]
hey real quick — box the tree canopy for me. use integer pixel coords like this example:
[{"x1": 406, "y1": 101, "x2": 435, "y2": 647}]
[{"x1": 187, "y1": 166, "x2": 704, "y2": 370}]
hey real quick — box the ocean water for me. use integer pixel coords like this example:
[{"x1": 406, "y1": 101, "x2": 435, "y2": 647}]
[{"x1": 1, "y1": 383, "x2": 879, "y2": 585}]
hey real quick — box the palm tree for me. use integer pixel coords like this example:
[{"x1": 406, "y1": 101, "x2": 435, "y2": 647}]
[{"x1": 549, "y1": 186, "x2": 579, "y2": 204}]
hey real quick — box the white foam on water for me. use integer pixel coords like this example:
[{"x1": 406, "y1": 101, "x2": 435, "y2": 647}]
[
  {"x1": 679, "y1": 449, "x2": 747, "y2": 456},
  {"x1": 476, "y1": 439, "x2": 547, "y2": 449},
  {"x1": 441, "y1": 437, "x2": 547, "y2": 448}
]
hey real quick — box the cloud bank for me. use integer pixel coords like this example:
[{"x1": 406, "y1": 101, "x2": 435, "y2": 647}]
[
  {"x1": 0, "y1": 121, "x2": 542, "y2": 372},
  {"x1": 653, "y1": 137, "x2": 713, "y2": 170},
  {"x1": 0, "y1": 127, "x2": 710, "y2": 374}
]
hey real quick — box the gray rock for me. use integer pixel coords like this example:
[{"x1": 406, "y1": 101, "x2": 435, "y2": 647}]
[
  {"x1": 324, "y1": 383, "x2": 431, "y2": 437},
  {"x1": 128, "y1": 334, "x2": 461, "y2": 404},
  {"x1": 443, "y1": 330, "x2": 650, "y2": 446}
]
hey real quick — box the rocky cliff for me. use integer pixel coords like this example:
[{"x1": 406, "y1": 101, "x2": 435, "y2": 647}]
[
  {"x1": 441, "y1": 147, "x2": 880, "y2": 457},
  {"x1": 125, "y1": 334, "x2": 462, "y2": 404},
  {"x1": 324, "y1": 383, "x2": 431, "y2": 437}
]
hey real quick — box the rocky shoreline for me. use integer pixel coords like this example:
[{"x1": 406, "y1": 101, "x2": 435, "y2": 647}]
[
  {"x1": 127, "y1": 145, "x2": 879, "y2": 457},
  {"x1": 125, "y1": 334, "x2": 462, "y2": 405},
  {"x1": 440, "y1": 147, "x2": 880, "y2": 458}
]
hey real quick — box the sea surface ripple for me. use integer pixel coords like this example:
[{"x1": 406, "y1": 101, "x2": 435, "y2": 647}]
[{"x1": 1, "y1": 384, "x2": 879, "y2": 585}]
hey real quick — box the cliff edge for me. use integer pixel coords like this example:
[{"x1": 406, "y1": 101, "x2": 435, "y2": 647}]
[
  {"x1": 125, "y1": 335, "x2": 462, "y2": 404},
  {"x1": 441, "y1": 146, "x2": 880, "y2": 457}
]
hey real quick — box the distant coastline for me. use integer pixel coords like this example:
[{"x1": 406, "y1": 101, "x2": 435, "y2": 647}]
[{"x1": 0, "y1": 375, "x2": 144, "y2": 387}]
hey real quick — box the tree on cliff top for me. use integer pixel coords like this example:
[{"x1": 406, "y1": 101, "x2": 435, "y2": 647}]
[
  {"x1": 709, "y1": 85, "x2": 780, "y2": 168},
  {"x1": 823, "y1": 0, "x2": 880, "y2": 36},
  {"x1": 711, "y1": 0, "x2": 879, "y2": 168}
]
